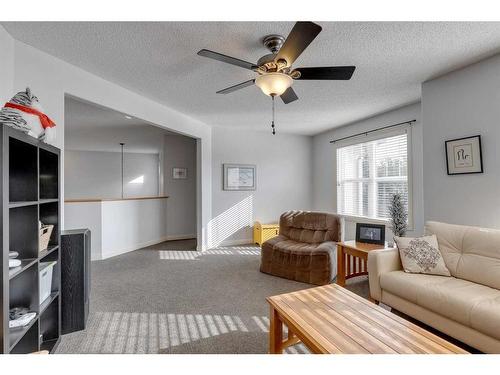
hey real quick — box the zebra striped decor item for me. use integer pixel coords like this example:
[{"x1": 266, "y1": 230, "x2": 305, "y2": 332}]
[{"x1": 0, "y1": 87, "x2": 56, "y2": 143}]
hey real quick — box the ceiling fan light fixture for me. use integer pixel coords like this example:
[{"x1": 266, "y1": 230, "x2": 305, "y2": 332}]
[{"x1": 255, "y1": 72, "x2": 293, "y2": 96}]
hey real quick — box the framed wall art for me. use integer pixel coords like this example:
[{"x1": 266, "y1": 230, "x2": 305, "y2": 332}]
[
  {"x1": 445, "y1": 135, "x2": 483, "y2": 175},
  {"x1": 223, "y1": 164, "x2": 256, "y2": 191},
  {"x1": 172, "y1": 167, "x2": 188, "y2": 179}
]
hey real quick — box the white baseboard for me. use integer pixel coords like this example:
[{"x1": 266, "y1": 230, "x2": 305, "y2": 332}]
[
  {"x1": 101, "y1": 234, "x2": 198, "y2": 260},
  {"x1": 101, "y1": 235, "x2": 254, "y2": 258},
  {"x1": 102, "y1": 236, "x2": 169, "y2": 260},
  {"x1": 216, "y1": 238, "x2": 255, "y2": 247},
  {"x1": 165, "y1": 234, "x2": 197, "y2": 241}
]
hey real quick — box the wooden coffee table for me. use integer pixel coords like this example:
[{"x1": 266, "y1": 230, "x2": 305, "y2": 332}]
[
  {"x1": 337, "y1": 241, "x2": 394, "y2": 292},
  {"x1": 266, "y1": 284, "x2": 468, "y2": 354}
]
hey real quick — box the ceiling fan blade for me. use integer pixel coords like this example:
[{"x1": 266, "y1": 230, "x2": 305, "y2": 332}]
[
  {"x1": 216, "y1": 79, "x2": 255, "y2": 94},
  {"x1": 197, "y1": 49, "x2": 257, "y2": 71},
  {"x1": 295, "y1": 66, "x2": 356, "y2": 80},
  {"x1": 275, "y1": 22, "x2": 322, "y2": 67},
  {"x1": 280, "y1": 87, "x2": 299, "y2": 104}
]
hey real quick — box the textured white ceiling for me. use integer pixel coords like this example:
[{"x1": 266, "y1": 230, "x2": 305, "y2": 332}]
[
  {"x1": 4, "y1": 22, "x2": 500, "y2": 135},
  {"x1": 65, "y1": 96, "x2": 176, "y2": 153}
]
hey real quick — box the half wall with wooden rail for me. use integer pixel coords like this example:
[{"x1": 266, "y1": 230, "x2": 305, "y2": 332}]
[{"x1": 65, "y1": 196, "x2": 168, "y2": 260}]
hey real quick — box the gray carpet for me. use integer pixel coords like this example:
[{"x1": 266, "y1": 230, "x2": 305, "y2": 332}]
[{"x1": 56, "y1": 240, "x2": 370, "y2": 354}]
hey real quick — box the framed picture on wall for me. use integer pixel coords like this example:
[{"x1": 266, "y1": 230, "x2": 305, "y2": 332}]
[
  {"x1": 172, "y1": 167, "x2": 187, "y2": 179},
  {"x1": 223, "y1": 164, "x2": 256, "y2": 191},
  {"x1": 445, "y1": 135, "x2": 483, "y2": 175}
]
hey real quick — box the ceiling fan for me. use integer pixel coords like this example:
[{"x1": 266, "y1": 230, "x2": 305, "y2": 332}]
[
  {"x1": 198, "y1": 22, "x2": 355, "y2": 102},
  {"x1": 197, "y1": 21, "x2": 356, "y2": 133}
]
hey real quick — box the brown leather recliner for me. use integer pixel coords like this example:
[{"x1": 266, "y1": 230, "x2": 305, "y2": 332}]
[{"x1": 260, "y1": 211, "x2": 342, "y2": 285}]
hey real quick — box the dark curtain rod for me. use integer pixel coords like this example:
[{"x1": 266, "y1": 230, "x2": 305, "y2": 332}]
[{"x1": 329, "y1": 119, "x2": 417, "y2": 144}]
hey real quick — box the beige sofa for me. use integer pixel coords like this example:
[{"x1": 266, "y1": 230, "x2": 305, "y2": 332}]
[
  {"x1": 260, "y1": 211, "x2": 341, "y2": 285},
  {"x1": 368, "y1": 221, "x2": 500, "y2": 353}
]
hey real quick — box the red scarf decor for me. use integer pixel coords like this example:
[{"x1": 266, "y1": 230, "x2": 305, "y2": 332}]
[{"x1": 4, "y1": 102, "x2": 56, "y2": 129}]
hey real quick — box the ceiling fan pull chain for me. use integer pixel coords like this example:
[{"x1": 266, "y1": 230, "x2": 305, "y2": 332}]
[{"x1": 271, "y1": 95, "x2": 276, "y2": 135}]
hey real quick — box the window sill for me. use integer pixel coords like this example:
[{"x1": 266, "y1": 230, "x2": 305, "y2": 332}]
[
  {"x1": 338, "y1": 214, "x2": 415, "y2": 232},
  {"x1": 339, "y1": 214, "x2": 389, "y2": 225}
]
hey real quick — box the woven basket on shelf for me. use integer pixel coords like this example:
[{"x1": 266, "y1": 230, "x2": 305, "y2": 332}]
[{"x1": 39, "y1": 224, "x2": 54, "y2": 252}]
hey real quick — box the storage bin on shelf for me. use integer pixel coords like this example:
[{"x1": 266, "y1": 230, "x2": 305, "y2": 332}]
[{"x1": 39, "y1": 261, "x2": 57, "y2": 304}]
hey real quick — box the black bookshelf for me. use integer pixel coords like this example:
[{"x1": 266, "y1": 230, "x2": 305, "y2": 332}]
[{"x1": 1, "y1": 126, "x2": 61, "y2": 354}]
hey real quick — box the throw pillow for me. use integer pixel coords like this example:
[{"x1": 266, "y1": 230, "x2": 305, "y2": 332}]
[{"x1": 394, "y1": 235, "x2": 451, "y2": 276}]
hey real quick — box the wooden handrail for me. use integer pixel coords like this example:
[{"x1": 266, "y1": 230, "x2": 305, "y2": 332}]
[{"x1": 65, "y1": 196, "x2": 169, "y2": 203}]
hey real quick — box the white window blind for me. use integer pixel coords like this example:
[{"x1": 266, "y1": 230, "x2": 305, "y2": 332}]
[{"x1": 336, "y1": 132, "x2": 409, "y2": 221}]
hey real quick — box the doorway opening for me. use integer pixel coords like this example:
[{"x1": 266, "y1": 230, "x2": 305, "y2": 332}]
[{"x1": 63, "y1": 95, "x2": 198, "y2": 260}]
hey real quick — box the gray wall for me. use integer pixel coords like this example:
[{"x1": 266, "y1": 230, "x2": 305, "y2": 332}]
[
  {"x1": 65, "y1": 125, "x2": 165, "y2": 154},
  {"x1": 422, "y1": 54, "x2": 500, "y2": 229},
  {"x1": 163, "y1": 135, "x2": 197, "y2": 238},
  {"x1": 312, "y1": 102, "x2": 424, "y2": 238},
  {"x1": 9, "y1": 38, "x2": 212, "y2": 250},
  {"x1": 65, "y1": 150, "x2": 159, "y2": 199},
  {"x1": 210, "y1": 126, "x2": 313, "y2": 246},
  {"x1": 0, "y1": 26, "x2": 14, "y2": 103}
]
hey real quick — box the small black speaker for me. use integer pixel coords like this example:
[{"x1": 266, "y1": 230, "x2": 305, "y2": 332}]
[{"x1": 61, "y1": 229, "x2": 91, "y2": 335}]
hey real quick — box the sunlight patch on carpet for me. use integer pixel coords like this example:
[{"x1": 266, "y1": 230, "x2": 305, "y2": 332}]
[
  {"x1": 159, "y1": 248, "x2": 260, "y2": 260},
  {"x1": 62, "y1": 311, "x2": 308, "y2": 354}
]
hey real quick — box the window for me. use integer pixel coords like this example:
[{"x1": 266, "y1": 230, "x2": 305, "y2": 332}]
[{"x1": 336, "y1": 131, "x2": 410, "y2": 221}]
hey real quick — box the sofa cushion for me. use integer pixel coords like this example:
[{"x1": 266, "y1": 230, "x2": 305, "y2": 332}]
[
  {"x1": 470, "y1": 295, "x2": 500, "y2": 341},
  {"x1": 426, "y1": 221, "x2": 500, "y2": 290},
  {"x1": 380, "y1": 271, "x2": 500, "y2": 340},
  {"x1": 272, "y1": 239, "x2": 320, "y2": 252},
  {"x1": 380, "y1": 271, "x2": 451, "y2": 305}
]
